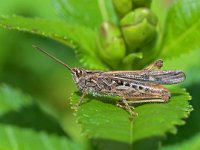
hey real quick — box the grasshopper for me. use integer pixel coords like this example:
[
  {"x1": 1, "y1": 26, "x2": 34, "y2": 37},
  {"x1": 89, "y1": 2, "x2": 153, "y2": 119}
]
[{"x1": 33, "y1": 45, "x2": 185, "y2": 117}]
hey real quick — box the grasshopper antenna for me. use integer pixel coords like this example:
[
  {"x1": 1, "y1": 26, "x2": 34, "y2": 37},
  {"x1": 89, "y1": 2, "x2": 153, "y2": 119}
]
[{"x1": 32, "y1": 45, "x2": 72, "y2": 71}]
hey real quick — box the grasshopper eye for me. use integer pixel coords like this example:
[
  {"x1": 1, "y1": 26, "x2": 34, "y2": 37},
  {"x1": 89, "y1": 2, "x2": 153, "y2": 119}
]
[{"x1": 75, "y1": 69, "x2": 83, "y2": 78}]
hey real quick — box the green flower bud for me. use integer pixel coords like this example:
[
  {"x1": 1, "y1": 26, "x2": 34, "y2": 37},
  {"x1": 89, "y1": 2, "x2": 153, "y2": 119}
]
[
  {"x1": 121, "y1": 52, "x2": 143, "y2": 69},
  {"x1": 132, "y1": 0, "x2": 152, "y2": 8},
  {"x1": 120, "y1": 8, "x2": 158, "y2": 51},
  {"x1": 112, "y1": 0, "x2": 132, "y2": 18},
  {"x1": 97, "y1": 22, "x2": 126, "y2": 68}
]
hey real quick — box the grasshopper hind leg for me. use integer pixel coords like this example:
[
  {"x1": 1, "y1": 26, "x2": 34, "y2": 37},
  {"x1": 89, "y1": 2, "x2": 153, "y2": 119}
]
[{"x1": 144, "y1": 59, "x2": 163, "y2": 71}]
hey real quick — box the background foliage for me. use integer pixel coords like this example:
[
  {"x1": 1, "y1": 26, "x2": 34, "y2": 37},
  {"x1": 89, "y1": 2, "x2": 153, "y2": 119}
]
[{"x1": 0, "y1": 0, "x2": 199, "y2": 150}]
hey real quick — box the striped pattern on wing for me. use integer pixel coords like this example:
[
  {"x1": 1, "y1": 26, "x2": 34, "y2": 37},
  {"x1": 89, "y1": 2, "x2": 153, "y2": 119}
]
[{"x1": 101, "y1": 70, "x2": 185, "y2": 85}]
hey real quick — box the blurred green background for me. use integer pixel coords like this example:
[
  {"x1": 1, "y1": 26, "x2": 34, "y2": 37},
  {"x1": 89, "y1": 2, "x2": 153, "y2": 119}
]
[
  {"x1": 0, "y1": 0, "x2": 79, "y2": 113},
  {"x1": 0, "y1": 0, "x2": 200, "y2": 150},
  {"x1": 0, "y1": 0, "x2": 83, "y2": 147}
]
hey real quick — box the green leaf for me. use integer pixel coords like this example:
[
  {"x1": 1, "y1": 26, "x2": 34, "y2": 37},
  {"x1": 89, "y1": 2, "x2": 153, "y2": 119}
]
[
  {"x1": 0, "y1": 84, "x2": 66, "y2": 135},
  {"x1": 54, "y1": 0, "x2": 117, "y2": 28},
  {"x1": 0, "y1": 84, "x2": 83, "y2": 150},
  {"x1": 0, "y1": 84, "x2": 32, "y2": 116},
  {"x1": 0, "y1": 15, "x2": 108, "y2": 69},
  {"x1": 70, "y1": 89, "x2": 192, "y2": 145},
  {"x1": 0, "y1": 15, "x2": 72, "y2": 47},
  {"x1": 0, "y1": 124, "x2": 81, "y2": 150},
  {"x1": 160, "y1": 0, "x2": 200, "y2": 58},
  {"x1": 162, "y1": 132, "x2": 200, "y2": 150}
]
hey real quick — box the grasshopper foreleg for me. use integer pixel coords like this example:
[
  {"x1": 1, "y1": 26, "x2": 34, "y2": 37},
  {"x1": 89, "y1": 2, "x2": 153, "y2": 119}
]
[{"x1": 72, "y1": 92, "x2": 87, "y2": 110}]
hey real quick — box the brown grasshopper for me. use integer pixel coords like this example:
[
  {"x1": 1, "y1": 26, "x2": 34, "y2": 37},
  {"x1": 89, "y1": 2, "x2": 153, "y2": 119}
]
[{"x1": 33, "y1": 45, "x2": 186, "y2": 117}]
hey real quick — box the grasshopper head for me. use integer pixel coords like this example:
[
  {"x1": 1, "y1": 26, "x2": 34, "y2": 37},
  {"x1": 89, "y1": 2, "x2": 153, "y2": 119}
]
[{"x1": 71, "y1": 68, "x2": 86, "y2": 84}]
